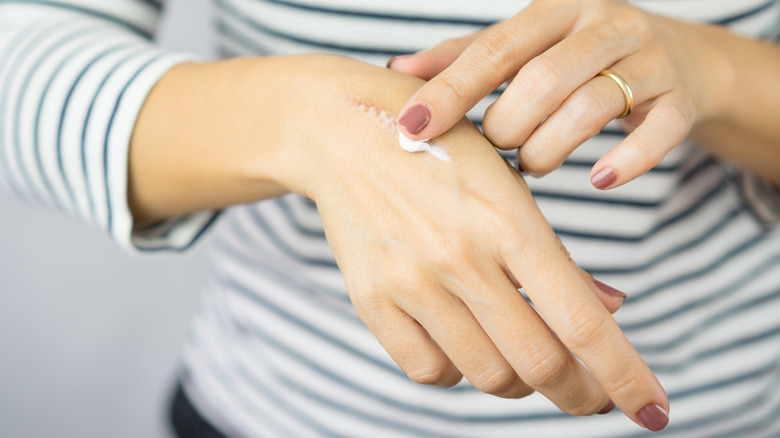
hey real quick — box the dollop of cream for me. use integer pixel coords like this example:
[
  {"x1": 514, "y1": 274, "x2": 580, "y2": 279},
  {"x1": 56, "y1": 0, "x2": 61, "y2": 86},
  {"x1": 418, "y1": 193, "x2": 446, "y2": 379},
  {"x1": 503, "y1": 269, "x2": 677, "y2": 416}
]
[
  {"x1": 398, "y1": 132, "x2": 451, "y2": 162},
  {"x1": 340, "y1": 95, "x2": 451, "y2": 162}
]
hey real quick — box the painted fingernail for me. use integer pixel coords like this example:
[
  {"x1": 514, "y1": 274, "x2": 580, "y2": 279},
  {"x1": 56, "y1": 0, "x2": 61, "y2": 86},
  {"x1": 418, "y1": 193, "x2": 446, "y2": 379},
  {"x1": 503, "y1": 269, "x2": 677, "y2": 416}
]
[
  {"x1": 598, "y1": 400, "x2": 615, "y2": 415},
  {"x1": 386, "y1": 55, "x2": 408, "y2": 69},
  {"x1": 637, "y1": 403, "x2": 669, "y2": 432},
  {"x1": 594, "y1": 280, "x2": 627, "y2": 299},
  {"x1": 591, "y1": 167, "x2": 617, "y2": 189},
  {"x1": 398, "y1": 103, "x2": 431, "y2": 135}
]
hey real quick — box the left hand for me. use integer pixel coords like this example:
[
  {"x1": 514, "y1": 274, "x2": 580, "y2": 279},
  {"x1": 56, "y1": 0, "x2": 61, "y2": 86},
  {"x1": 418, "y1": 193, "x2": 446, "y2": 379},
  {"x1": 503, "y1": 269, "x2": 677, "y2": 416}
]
[{"x1": 390, "y1": 0, "x2": 730, "y2": 189}]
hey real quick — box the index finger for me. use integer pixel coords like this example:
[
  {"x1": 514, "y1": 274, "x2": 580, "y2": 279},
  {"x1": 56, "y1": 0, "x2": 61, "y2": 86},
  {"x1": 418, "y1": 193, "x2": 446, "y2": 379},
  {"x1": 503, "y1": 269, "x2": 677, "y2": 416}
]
[
  {"x1": 500, "y1": 204, "x2": 670, "y2": 431},
  {"x1": 397, "y1": 1, "x2": 580, "y2": 140}
]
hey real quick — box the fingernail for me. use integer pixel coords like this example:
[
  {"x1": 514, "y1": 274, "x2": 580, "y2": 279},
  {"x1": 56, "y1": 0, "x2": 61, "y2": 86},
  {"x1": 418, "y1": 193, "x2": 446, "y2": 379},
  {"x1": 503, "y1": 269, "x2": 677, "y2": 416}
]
[
  {"x1": 591, "y1": 167, "x2": 617, "y2": 189},
  {"x1": 598, "y1": 400, "x2": 615, "y2": 415},
  {"x1": 637, "y1": 403, "x2": 669, "y2": 432},
  {"x1": 386, "y1": 55, "x2": 408, "y2": 69},
  {"x1": 399, "y1": 103, "x2": 431, "y2": 135},
  {"x1": 594, "y1": 280, "x2": 627, "y2": 299}
]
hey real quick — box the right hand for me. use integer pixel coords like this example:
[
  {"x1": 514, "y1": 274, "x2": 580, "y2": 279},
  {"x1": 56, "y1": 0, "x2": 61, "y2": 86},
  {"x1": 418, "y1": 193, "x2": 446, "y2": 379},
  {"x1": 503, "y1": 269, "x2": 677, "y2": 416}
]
[{"x1": 130, "y1": 55, "x2": 668, "y2": 430}]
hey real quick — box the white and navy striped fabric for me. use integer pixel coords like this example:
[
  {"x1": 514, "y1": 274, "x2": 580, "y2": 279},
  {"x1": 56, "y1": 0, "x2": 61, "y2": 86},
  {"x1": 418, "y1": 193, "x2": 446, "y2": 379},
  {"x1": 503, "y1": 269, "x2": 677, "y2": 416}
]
[
  {"x1": 0, "y1": 0, "x2": 216, "y2": 250},
  {"x1": 2, "y1": 1, "x2": 780, "y2": 437}
]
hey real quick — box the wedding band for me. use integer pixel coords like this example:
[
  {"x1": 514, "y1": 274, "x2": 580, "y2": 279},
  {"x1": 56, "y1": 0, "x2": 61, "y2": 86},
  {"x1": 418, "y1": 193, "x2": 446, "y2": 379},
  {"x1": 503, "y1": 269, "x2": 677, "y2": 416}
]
[{"x1": 598, "y1": 70, "x2": 634, "y2": 119}]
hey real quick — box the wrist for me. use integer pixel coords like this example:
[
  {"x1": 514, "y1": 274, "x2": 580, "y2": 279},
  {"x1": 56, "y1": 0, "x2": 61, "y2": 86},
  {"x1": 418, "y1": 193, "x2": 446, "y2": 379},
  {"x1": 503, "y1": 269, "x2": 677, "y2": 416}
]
[
  {"x1": 129, "y1": 58, "x2": 287, "y2": 223},
  {"x1": 128, "y1": 53, "x2": 428, "y2": 222},
  {"x1": 255, "y1": 55, "x2": 428, "y2": 199},
  {"x1": 677, "y1": 21, "x2": 737, "y2": 125}
]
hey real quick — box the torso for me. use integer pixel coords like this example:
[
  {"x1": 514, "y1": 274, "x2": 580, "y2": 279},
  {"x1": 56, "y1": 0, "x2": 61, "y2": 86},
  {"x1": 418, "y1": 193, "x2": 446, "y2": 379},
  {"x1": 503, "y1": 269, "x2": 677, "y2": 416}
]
[{"x1": 183, "y1": 1, "x2": 780, "y2": 436}]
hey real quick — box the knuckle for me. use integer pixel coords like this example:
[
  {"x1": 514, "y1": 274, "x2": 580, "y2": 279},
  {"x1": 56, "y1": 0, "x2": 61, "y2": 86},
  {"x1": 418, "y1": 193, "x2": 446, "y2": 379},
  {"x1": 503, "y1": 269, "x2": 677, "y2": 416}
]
[
  {"x1": 424, "y1": 233, "x2": 471, "y2": 275},
  {"x1": 392, "y1": 275, "x2": 431, "y2": 307},
  {"x1": 348, "y1": 287, "x2": 379, "y2": 317},
  {"x1": 563, "y1": 397, "x2": 609, "y2": 417},
  {"x1": 602, "y1": 363, "x2": 644, "y2": 396},
  {"x1": 569, "y1": 87, "x2": 613, "y2": 130},
  {"x1": 562, "y1": 304, "x2": 610, "y2": 352},
  {"x1": 522, "y1": 56, "x2": 566, "y2": 103},
  {"x1": 565, "y1": 90, "x2": 593, "y2": 119},
  {"x1": 498, "y1": 228, "x2": 528, "y2": 262},
  {"x1": 649, "y1": 45, "x2": 676, "y2": 81},
  {"x1": 469, "y1": 29, "x2": 517, "y2": 77},
  {"x1": 590, "y1": 19, "x2": 622, "y2": 44},
  {"x1": 660, "y1": 102, "x2": 693, "y2": 142},
  {"x1": 522, "y1": 346, "x2": 571, "y2": 391},
  {"x1": 384, "y1": 253, "x2": 427, "y2": 291},
  {"x1": 470, "y1": 365, "x2": 520, "y2": 396},
  {"x1": 612, "y1": 7, "x2": 653, "y2": 40},
  {"x1": 346, "y1": 280, "x2": 389, "y2": 318},
  {"x1": 406, "y1": 363, "x2": 461, "y2": 387},
  {"x1": 518, "y1": 145, "x2": 562, "y2": 175},
  {"x1": 436, "y1": 74, "x2": 472, "y2": 106},
  {"x1": 483, "y1": 118, "x2": 523, "y2": 150},
  {"x1": 633, "y1": 138, "x2": 666, "y2": 168}
]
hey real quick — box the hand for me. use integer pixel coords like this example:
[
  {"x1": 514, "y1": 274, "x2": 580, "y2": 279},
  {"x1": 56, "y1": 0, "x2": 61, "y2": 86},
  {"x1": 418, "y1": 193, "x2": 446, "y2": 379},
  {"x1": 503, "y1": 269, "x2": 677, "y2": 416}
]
[
  {"x1": 284, "y1": 57, "x2": 667, "y2": 430},
  {"x1": 130, "y1": 54, "x2": 667, "y2": 431},
  {"x1": 390, "y1": 0, "x2": 730, "y2": 190}
]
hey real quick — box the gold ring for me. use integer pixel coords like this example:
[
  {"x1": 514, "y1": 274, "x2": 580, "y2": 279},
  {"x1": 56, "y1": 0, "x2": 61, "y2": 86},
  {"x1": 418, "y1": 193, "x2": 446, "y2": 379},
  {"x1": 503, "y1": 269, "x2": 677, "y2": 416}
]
[{"x1": 598, "y1": 70, "x2": 634, "y2": 119}]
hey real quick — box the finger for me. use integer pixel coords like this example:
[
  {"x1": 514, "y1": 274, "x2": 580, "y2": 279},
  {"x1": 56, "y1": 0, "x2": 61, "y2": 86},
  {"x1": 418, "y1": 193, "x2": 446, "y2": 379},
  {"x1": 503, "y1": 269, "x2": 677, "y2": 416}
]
[
  {"x1": 394, "y1": 284, "x2": 533, "y2": 398},
  {"x1": 484, "y1": 25, "x2": 640, "y2": 150},
  {"x1": 387, "y1": 31, "x2": 483, "y2": 80},
  {"x1": 397, "y1": 2, "x2": 581, "y2": 139},
  {"x1": 592, "y1": 278, "x2": 627, "y2": 315},
  {"x1": 525, "y1": 260, "x2": 626, "y2": 316},
  {"x1": 555, "y1": 235, "x2": 626, "y2": 314},
  {"x1": 515, "y1": 53, "x2": 669, "y2": 175},
  {"x1": 590, "y1": 93, "x2": 693, "y2": 190},
  {"x1": 516, "y1": 74, "x2": 628, "y2": 175},
  {"x1": 448, "y1": 264, "x2": 614, "y2": 415},
  {"x1": 354, "y1": 294, "x2": 462, "y2": 387},
  {"x1": 500, "y1": 208, "x2": 669, "y2": 430},
  {"x1": 504, "y1": 171, "x2": 627, "y2": 313}
]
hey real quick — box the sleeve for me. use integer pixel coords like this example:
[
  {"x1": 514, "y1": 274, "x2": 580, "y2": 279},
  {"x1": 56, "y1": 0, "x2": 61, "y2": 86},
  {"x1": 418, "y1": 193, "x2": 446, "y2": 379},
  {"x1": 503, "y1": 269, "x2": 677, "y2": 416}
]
[{"x1": 0, "y1": 0, "x2": 219, "y2": 254}]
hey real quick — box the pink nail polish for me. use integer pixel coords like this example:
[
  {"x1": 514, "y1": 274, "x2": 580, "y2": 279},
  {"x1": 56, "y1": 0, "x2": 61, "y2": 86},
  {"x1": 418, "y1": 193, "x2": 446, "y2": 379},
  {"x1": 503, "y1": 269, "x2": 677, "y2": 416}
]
[
  {"x1": 399, "y1": 103, "x2": 431, "y2": 135},
  {"x1": 594, "y1": 280, "x2": 627, "y2": 299},
  {"x1": 637, "y1": 403, "x2": 669, "y2": 432},
  {"x1": 598, "y1": 400, "x2": 615, "y2": 415},
  {"x1": 591, "y1": 167, "x2": 617, "y2": 189}
]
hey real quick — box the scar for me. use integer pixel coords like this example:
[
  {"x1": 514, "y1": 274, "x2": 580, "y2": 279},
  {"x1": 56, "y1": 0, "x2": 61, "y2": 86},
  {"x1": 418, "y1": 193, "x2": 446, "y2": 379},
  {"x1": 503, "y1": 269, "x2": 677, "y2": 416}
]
[{"x1": 341, "y1": 95, "x2": 451, "y2": 162}]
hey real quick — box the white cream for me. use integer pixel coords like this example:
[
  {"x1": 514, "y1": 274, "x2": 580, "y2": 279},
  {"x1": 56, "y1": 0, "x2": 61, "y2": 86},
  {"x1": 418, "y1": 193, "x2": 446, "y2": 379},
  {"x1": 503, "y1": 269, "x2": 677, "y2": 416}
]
[
  {"x1": 341, "y1": 95, "x2": 451, "y2": 162},
  {"x1": 398, "y1": 133, "x2": 451, "y2": 162}
]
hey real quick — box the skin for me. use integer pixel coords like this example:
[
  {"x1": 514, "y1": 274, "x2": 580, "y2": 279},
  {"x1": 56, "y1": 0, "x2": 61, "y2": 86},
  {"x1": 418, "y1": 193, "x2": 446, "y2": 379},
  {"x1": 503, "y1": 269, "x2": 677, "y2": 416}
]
[
  {"x1": 127, "y1": 55, "x2": 667, "y2": 429},
  {"x1": 394, "y1": 0, "x2": 780, "y2": 190}
]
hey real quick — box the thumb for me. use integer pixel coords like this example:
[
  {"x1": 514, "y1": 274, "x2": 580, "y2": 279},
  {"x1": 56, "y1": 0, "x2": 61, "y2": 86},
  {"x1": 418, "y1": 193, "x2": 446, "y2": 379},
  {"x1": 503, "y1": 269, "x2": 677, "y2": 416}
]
[{"x1": 387, "y1": 31, "x2": 481, "y2": 80}]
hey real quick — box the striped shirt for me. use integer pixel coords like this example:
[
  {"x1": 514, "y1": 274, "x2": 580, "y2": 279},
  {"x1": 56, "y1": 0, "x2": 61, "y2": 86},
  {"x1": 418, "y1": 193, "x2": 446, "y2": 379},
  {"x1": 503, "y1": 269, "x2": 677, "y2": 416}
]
[{"x1": 2, "y1": 0, "x2": 780, "y2": 436}]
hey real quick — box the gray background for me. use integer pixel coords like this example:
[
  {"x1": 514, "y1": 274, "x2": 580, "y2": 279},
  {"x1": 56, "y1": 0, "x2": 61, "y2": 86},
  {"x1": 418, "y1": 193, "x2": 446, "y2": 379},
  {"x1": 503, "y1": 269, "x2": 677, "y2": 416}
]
[{"x1": 0, "y1": 1, "x2": 216, "y2": 437}]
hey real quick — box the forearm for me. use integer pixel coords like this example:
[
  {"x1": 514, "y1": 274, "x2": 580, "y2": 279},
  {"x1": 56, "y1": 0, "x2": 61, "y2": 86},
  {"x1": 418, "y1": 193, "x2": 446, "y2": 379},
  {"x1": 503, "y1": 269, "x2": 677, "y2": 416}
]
[
  {"x1": 128, "y1": 57, "x2": 291, "y2": 225},
  {"x1": 691, "y1": 24, "x2": 780, "y2": 186},
  {"x1": 128, "y1": 54, "x2": 425, "y2": 224}
]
